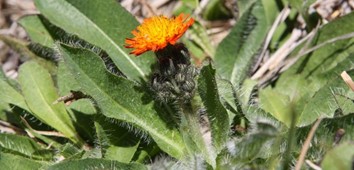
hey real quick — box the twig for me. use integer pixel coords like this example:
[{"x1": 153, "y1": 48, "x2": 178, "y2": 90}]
[
  {"x1": 333, "y1": 128, "x2": 345, "y2": 145},
  {"x1": 295, "y1": 118, "x2": 323, "y2": 170},
  {"x1": 0, "y1": 120, "x2": 25, "y2": 134},
  {"x1": 53, "y1": 90, "x2": 87, "y2": 105},
  {"x1": 20, "y1": 116, "x2": 65, "y2": 138}
]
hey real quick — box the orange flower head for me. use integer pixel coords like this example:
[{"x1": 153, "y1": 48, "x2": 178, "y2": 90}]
[{"x1": 125, "y1": 14, "x2": 194, "y2": 56}]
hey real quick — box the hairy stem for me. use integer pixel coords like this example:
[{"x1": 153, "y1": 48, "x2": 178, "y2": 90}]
[{"x1": 179, "y1": 102, "x2": 216, "y2": 167}]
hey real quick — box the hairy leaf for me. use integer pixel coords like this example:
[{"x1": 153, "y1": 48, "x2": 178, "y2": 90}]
[
  {"x1": 19, "y1": 15, "x2": 55, "y2": 48},
  {"x1": 18, "y1": 61, "x2": 80, "y2": 143},
  {"x1": 0, "y1": 75, "x2": 28, "y2": 111},
  {"x1": 59, "y1": 44, "x2": 186, "y2": 159},
  {"x1": 227, "y1": 121, "x2": 279, "y2": 164},
  {"x1": 94, "y1": 118, "x2": 140, "y2": 163},
  {"x1": 214, "y1": 0, "x2": 270, "y2": 85},
  {"x1": 198, "y1": 63, "x2": 229, "y2": 151},
  {"x1": 46, "y1": 158, "x2": 146, "y2": 170},
  {"x1": 296, "y1": 113, "x2": 354, "y2": 164},
  {"x1": 34, "y1": 0, "x2": 155, "y2": 81},
  {"x1": 260, "y1": 12, "x2": 354, "y2": 126},
  {"x1": 0, "y1": 133, "x2": 44, "y2": 158},
  {"x1": 0, "y1": 152, "x2": 45, "y2": 170},
  {"x1": 321, "y1": 142, "x2": 354, "y2": 170},
  {"x1": 298, "y1": 68, "x2": 354, "y2": 126}
]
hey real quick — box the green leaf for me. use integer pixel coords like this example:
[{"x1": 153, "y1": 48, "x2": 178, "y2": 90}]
[
  {"x1": 0, "y1": 152, "x2": 45, "y2": 170},
  {"x1": 59, "y1": 44, "x2": 186, "y2": 159},
  {"x1": 94, "y1": 118, "x2": 139, "y2": 163},
  {"x1": 0, "y1": 102, "x2": 10, "y2": 121},
  {"x1": 105, "y1": 144, "x2": 139, "y2": 163},
  {"x1": 183, "y1": 38, "x2": 205, "y2": 60},
  {"x1": 285, "y1": 12, "x2": 354, "y2": 77},
  {"x1": 0, "y1": 35, "x2": 56, "y2": 74},
  {"x1": 18, "y1": 61, "x2": 80, "y2": 144},
  {"x1": 239, "y1": 78, "x2": 257, "y2": 110},
  {"x1": 0, "y1": 133, "x2": 54, "y2": 160},
  {"x1": 202, "y1": 0, "x2": 232, "y2": 20},
  {"x1": 0, "y1": 74, "x2": 29, "y2": 111},
  {"x1": 261, "y1": 59, "x2": 354, "y2": 127},
  {"x1": 0, "y1": 133, "x2": 44, "y2": 158},
  {"x1": 296, "y1": 113, "x2": 354, "y2": 161},
  {"x1": 58, "y1": 143, "x2": 84, "y2": 159},
  {"x1": 68, "y1": 99, "x2": 96, "y2": 116},
  {"x1": 228, "y1": 121, "x2": 279, "y2": 163},
  {"x1": 57, "y1": 61, "x2": 98, "y2": 140},
  {"x1": 57, "y1": 62, "x2": 80, "y2": 96},
  {"x1": 214, "y1": 0, "x2": 270, "y2": 85},
  {"x1": 261, "y1": 0, "x2": 280, "y2": 25},
  {"x1": 288, "y1": 0, "x2": 302, "y2": 10},
  {"x1": 216, "y1": 78, "x2": 245, "y2": 127},
  {"x1": 68, "y1": 104, "x2": 96, "y2": 141},
  {"x1": 185, "y1": 22, "x2": 215, "y2": 58},
  {"x1": 0, "y1": 69, "x2": 19, "y2": 89},
  {"x1": 46, "y1": 158, "x2": 146, "y2": 170},
  {"x1": 20, "y1": 15, "x2": 93, "y2": 62},
  {"x1": 18, "y1": 15, "x2": 60, "y2": 63},
  {"x1": 133, "y1": 144, "x2": 160, "y2": 163},
  {"x1": 260, "y1": 12, "x2": 354, "y2": 126},
  {"x1": 259, "y1": 74, "x2": 313, "y2": 127},
  {"x1": 179, "y1": 102, "x2": 216, "y2": 167},
  {"x1": 216, "y1": 78, "x2": 239, "y2": 114},
  {"x1": 198, "y1": 63, "x2": 229, "y2": 151},
  {"x1": 321, "y1": 142, "x2": 354, "y2": 170},
  {"x1": 34, "y1": 0, "x2": 155, "y2": 81},
  {"x1": 298, "y1": 68, "x2": 354, "y2": 126},
  {"x1": 259, "y1": 88, "x2": 293, "y2": 127},
  {"x1": 81, "y1": 148, "x2": 102, "y2": 159},
  {"x1": 0, "y1": 35, "x2": 35, "y2": 59},
  {"x1": 18, "y1": 15, "x2": 54, "y2": 48}
]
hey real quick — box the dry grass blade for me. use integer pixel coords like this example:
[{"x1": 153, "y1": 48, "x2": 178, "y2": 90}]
[
  {"x1": 295, "y1": 32, "x2": 354, "y2": 61},
  {"x1": 0, "y1": 119, "x2": 25, "y2": 134},
  {"x1": 251, "y1": 28, "x2": 304, "y2": 80},
  {"x1": 295, "y1": 117, "x2": 323, "y2": 170},
  {"x1": 341, "y1": 71, "x2": 354, "y2": 91},
  {"x1": 253, "y1": 6, "x2": 291, "y2": 73},
  {"x1": 305, "y1": 160, "x2": 322, "y2": 170},
  {"x1": 284, "y1": 31, "x2": 354, "y2": 71},
  {"x1": 256, "y1": 30, "x2": 354, "y2": 86},
  {"x1": 20, "y1": 116, "x2": 65, "y2": 138}
]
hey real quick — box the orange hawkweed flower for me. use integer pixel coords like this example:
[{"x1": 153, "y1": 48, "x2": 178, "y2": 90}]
[{"x1": 125, "y1": 14, "x2": 194, "y2": 56}]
